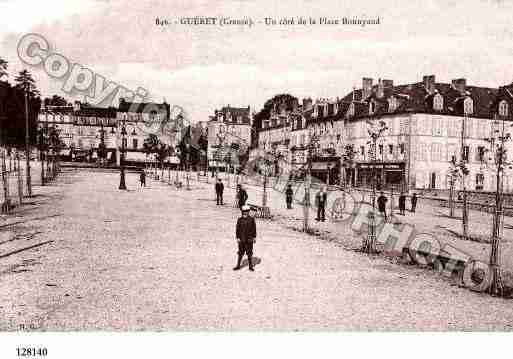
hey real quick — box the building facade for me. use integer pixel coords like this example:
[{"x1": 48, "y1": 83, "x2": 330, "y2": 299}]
[
  {"x1": 37, "y1": 102, "x2": 117, "y2": 161},
  {"x1": 254, "y1": 75, "x2": 513, "y2": 193},
  {"x1": 207, "y1": 105, "x2": 252, "y2": 172}
]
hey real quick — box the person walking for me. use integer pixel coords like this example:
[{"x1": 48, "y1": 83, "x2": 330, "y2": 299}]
[
  {"x1": 215, "y1": 179, "x2": 224, "y2": 205},
  {"x1": 399, "y1": 192, "x2": 406, "y2": 216},
  {"x1": 234, "y1": 205, "x2": 257, "y2": 271},
  {"x1": 377, "y1": 191, "x2": 388, "y2": 221},
  {"x1": 139, "y1": 170, "x2": 146, "y2": 187},
  {"x1": 315, "y1": 187, "x2": 328, "y2": 221},
  {"x1": 285, "y1": 184, "x2": 294, "y2": 209},
  {"x1": 411, "y1": 193, "x2": 418, "y2": 213},
  {"x1": 237, "y1": 184, "x2": 248, "y2": 209}
]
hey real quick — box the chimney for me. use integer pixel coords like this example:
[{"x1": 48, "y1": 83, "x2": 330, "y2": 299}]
[
  {"x1": 377, "y1": 78, "x2": 384, "y2": 98},
  {"x1": 302, "y1": 98, "x2": 313, "y2": 111},
  {"x1": 362, "y1": 77, "x2": 373, "y2": 100},
  {"x1": 423, "y1": 75, "x2": 436, "y2": 94},
  {"x1": 382, "y1": 79, "x2": 394, "y2": 88},
  {"x1": 452, "y1": 78, "x2": 466, "y2": 94}
]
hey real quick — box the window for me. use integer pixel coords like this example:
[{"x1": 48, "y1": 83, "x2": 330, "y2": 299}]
[
  {"x1": 430, "y1": 172, "x2": 437, "y2": 189},
  {"x1": 360, "y1": 146, "x2": 365, "y2": 155},
  {"x1": 499, "y1": 100, "x2": 509, "y2": 117},
  {"x1": 433, "y1": 94, "x2": 443, "y2": 111},
  {"x1": 347, "y1": 103, "x2": 355, "y2": 118},
  {"x1": 463, "y1": 145, "x2": 470, "y2": 162},
  {"x1": 477, "y1": 146, "x2": 485, "y2": 162},
  {"x1": 132, "y1": 139, "x2": 138, "y2": 149},
  {"x1": 369, "y1": 101, "x2": 376, "y2": 115},
  {"x1": 464, "y1": 97, "x2": 474, "y2": 115},
  {"x1": 476, "y1": 173, "x2": 484, "y2": 191},
  {"x1": 122, "y1": 138, "x2": 127, "y2": 148},
  {"x1": 388, "y1": 97, "x2": 397, "y2": 112},
  {"x1": 378, "y1": 144, "x2": 383, "y2": 156},
  {"x1": 399, "y1": 143, "x2": 405, "y2": 154},
  {"x1": 388, "y1": 144, "x2": 394, "y2": 154}
]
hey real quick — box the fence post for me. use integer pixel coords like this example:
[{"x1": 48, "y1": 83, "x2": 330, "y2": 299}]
[{"x1": 17, "y1": 152, "x2": 23, "y2": 205}]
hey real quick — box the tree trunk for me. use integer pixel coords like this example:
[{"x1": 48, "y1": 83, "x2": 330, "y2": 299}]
[{"x1": 1, "y1": 148, "x2": 9, "y2": 213}]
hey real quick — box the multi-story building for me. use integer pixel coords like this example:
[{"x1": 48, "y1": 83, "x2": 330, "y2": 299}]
[
  {"x1": 116, "y1": 99, "x2": 173, "y2": 165},
  {"x1": 340, "y1": 76, "x2": 505, "y2": 192},
  {"x1": 254, "y1": 75, "x2": 513, "y2": 192},
  {"x1": 37, "y1": 102, "x2": 117, "y2": 161},
  {"x1": 37, "y1": 99, "x2": 175, "y2": 165},
  {"x1": 207, "y1": 105, "x2": 252, "y2": 172}
]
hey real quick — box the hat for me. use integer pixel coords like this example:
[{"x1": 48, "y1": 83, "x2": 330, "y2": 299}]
[{"x1": 241, "y1": 205, "x2": 251, "y2": 212}]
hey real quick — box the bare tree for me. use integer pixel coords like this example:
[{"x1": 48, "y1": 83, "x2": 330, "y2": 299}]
[
  {"x1": 363, "y1": 119, "x2": 388, "y2": 254},
  {"x1": 483, "y1": 116, "x2": 513, "y2": 296}
]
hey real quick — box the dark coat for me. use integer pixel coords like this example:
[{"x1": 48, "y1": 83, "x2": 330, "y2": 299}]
[
  {"x1": 411, "y1": 195, "x2": 418, "y2": 207},
  {"x1": 140, "y1": 172, "x2": 146, "y2": 181},
  {"x1": 215, "y1": 182, "x2": 224, "y2": 193},
  {"x1": 238, "y1": 189, "x2": 248, "y2": 206},
  {"x1": 399, "y1": 195, "x2": 406, "y2": 209},
  {"x1": 315, "y1": 191, "x2": 327, "y2": 207},
  {"x1": 236, "y1": 216, "x2": 257, "y2": 242},
  {"x1": 377, "y1": 195, "x2": 388, "y2": 211},
  {"x1": 285, "y1": 187, "x2": 294, "y2": 200}
]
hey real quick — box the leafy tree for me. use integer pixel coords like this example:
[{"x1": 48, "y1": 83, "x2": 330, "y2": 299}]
[
  {"x1": 143, "y1": 134, "x2": 171, "y2": 169},
  {"x1": 0, "y1": 57, "x2": 8, "y2": 80},
  {"x1": 14, "y1": 69, "x2": 40, "y2": 97}
]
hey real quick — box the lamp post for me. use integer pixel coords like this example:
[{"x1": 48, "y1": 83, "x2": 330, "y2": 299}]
[
  {"x1": 24, "y1": 85, "x2": 32, "y2": 197},
  {"x1": 118, "y1": 120, "x2": 127, "y2": 190},
  {"x1": 460, "y1": 97, "x2": 471, "y2": 240},
  {"x1": 327, "y1": 163, "x2": 331, "y2": 186},
  {"x1": 303, "y1": 130, "x2": 319, "y2": 232},
  {"x1": 186, "y1": 143, "x2": 190, "y2": 190}
]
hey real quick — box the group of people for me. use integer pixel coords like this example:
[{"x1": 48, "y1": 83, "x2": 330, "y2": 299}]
[
  {"x1": 377, "y1": 192, "x2": 418, "y2": 220},
  {"x1": 285, "y1": 184, "x2": 328, "y2": 221},
  {"x1": 215, "y1": 179, "x2": 248, "y2": 209}
]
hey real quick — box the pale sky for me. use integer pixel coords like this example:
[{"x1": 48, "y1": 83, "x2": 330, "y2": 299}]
[{"x1": 1, "y1": 0, "x2": 513, "y2": 123}]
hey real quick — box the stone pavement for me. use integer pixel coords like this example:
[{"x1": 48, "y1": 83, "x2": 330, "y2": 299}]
[{"x1": 1, "y1": 169, "x2": 513, "y2": 330}]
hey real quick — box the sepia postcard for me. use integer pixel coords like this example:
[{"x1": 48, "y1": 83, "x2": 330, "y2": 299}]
[{"x1": 1, "y1": 0, "x2": 513, "y2": 358}]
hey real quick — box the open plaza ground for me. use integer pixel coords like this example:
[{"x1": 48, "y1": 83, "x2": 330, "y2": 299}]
[{"x1": 1, "y1": 169, "x2": 513, "y2": 330}]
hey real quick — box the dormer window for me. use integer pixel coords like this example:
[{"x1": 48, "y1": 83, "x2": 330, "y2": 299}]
[
  {"x1": 499, "y1": 100, "x2": 509, "y2": 117},
  {"x1": 347, "y1": 103, "x2": 355, "y2": 118},
  {"x1": 433, "y1": 94, "x2": 444, "y2": 111},
  {"x1": 388, "y1": 97, "x2": 397, "y2": 112},
  {"x1": 463, "y1": 97, "x2": 473, "y2": 115},
  {"x1": 237, "y1": 115, "x2": 242, "y2": 124}
]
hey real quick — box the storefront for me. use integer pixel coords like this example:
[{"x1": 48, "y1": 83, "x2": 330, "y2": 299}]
[
  {"x1": 355, "y1": 162, "x2": 405, "y2": 189},
  {"x1": 310, "y1": 157, "x2": 340, "y2": 185}
]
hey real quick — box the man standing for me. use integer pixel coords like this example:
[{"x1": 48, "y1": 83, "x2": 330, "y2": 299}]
[
  {"x1": 237, "y1": 184, "x2": 248, "y2": 209},
  {"x1": 139, "y1": 170, "x2": 146, "y2": 187},
  {"x1": 399, "y1": 192, "x2": 406, "y2": 216},
  {"x1": 411, "y1": 193, "x2": 418, "y2": 213},
  {"x1": 377, "y1": 192, "x2": 388, "y2": 221},
  {"x1": 315, "y1": 187, "x2": 328, "y2": 221},
  {"x1": 215, "y1": 179, "x2": 224, "y2": 205},
  {"x1": 234, "y1": 205, "x2": 257, "y2": 271},
  {"x1": 285, "y1": 184, "x2": 294, "y2": 209}
]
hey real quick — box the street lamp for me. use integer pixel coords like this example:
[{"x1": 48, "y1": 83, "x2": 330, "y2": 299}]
[
  {"x1": 118, "y1": 120, "x2": 127, "y2": 190},
  {"x1": 303, "y1": 128, "x2": 320, "y2": 232}
]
